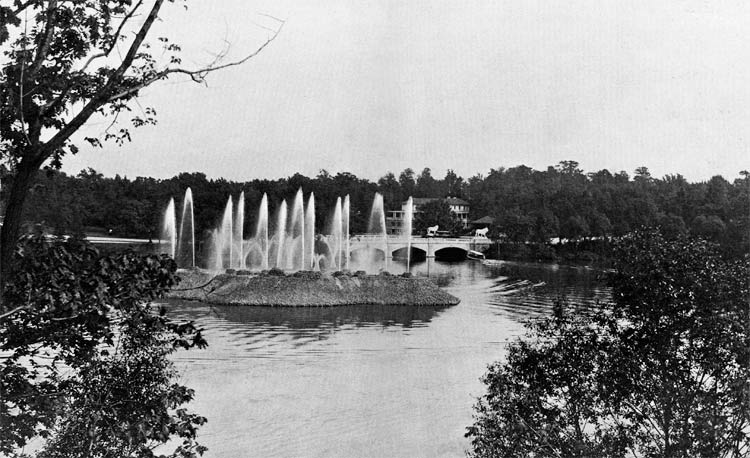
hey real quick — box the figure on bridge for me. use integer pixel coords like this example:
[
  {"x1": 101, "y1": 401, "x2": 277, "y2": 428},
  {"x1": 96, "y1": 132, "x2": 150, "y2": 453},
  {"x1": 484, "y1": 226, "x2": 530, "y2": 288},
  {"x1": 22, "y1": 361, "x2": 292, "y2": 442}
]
[
  {"x1": 474, "y1": 227, "x2": 489, "y2": 238},
  {"x1": 426, "y1": 225, "x2": 439, "y2": 237}
]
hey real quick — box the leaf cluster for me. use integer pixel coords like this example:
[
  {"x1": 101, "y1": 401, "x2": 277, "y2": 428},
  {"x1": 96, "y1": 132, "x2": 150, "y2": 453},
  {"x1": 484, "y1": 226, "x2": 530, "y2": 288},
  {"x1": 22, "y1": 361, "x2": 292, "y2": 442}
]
[
  {"x1": 0, "y1": 0, "x2": 186, "y2": 168},
  {"x1": 467, "y1": 230, "x2": 750, "y2": 457},
  {"x1": 0, "y1": 235, "x2": 207, "y2": 457}
]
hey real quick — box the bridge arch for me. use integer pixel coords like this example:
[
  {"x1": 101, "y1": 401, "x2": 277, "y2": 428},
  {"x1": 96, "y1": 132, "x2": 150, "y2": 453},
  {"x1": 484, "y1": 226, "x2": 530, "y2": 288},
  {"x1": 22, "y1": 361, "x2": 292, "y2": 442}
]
[
  {"x1": 434, "y1": 246, "x2": 468, "y2": 261},
  {"x1": 392, "y1": 246, "x2": 427, "y2": 262}
]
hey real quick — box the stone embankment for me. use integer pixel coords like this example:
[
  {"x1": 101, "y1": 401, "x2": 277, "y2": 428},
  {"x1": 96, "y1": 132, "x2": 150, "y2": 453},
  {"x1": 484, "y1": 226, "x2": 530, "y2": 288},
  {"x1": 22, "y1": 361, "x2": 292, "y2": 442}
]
[{"x1": 167, "y1": 269, "x2": 460, "y2": 307}]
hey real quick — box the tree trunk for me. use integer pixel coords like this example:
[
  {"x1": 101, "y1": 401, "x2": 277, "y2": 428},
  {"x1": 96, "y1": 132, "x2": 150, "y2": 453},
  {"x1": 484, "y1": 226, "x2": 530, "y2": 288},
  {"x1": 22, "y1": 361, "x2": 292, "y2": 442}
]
[{"x1": 0, "y1": 157, "x2": 40, "y2": 298}]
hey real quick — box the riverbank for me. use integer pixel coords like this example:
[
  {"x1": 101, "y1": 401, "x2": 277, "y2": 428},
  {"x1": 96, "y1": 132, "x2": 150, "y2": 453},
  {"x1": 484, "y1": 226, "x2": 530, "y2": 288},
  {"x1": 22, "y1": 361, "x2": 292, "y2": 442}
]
[
  {"x1": 486, "y1": 239, "x2": 613, "y2": 267},
  {"x1": 167, "y1": 269, "x2": 461, "y2": 306}
]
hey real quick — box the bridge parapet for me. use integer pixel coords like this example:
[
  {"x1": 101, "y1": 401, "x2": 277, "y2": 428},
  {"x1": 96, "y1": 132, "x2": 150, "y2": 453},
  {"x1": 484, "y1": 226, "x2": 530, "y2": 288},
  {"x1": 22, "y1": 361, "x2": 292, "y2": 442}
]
[{"x1": 349, "y1": 235, "x2": 490, "y2": 258}]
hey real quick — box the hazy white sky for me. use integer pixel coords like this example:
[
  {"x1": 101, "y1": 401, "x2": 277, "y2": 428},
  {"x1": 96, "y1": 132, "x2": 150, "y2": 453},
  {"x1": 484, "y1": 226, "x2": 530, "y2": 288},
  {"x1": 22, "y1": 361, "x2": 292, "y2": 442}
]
[{"x1": 63, "y1": 0, "x2": 750, "y2": 182}]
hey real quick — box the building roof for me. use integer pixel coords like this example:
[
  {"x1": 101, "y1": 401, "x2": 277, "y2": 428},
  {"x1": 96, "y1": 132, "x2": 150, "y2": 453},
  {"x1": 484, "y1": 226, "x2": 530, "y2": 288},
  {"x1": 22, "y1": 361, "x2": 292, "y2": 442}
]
[
  {"x1": 445, "y1": 196, "x2": 469, "y2": 205},
  {"x1": 404, "y1": 196, "x2": 470, "y2": 206},
  {"x1": 409, "y1": 197, "x2": 439, "y2": 205},
  {"x1": 471, "y1": 216, "x2": 495, "y2": 225}
]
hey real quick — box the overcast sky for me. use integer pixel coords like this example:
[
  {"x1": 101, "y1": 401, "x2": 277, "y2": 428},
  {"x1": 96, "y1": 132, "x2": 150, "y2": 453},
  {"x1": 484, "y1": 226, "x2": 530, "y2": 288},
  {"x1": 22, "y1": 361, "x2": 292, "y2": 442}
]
[{"x1": 63, "y1": 0, "x2": 749, "y2": 182}]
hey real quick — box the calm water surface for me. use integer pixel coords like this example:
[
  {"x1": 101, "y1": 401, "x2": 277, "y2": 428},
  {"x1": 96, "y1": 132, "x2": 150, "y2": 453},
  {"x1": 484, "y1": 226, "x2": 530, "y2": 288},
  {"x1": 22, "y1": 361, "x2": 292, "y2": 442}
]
[{"x1": 162, "y1": 260, "x2": 609, "y2": 457}]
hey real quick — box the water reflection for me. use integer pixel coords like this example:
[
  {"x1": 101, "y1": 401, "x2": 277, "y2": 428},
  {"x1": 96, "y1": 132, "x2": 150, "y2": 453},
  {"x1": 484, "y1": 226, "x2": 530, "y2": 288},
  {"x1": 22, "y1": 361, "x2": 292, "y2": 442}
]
[
  {"x1": 162, "y1": 260, "x2": 610, "y2": 458},
  {"x1": 166, "y1": 301, "x2": 451, "y2": 351}
]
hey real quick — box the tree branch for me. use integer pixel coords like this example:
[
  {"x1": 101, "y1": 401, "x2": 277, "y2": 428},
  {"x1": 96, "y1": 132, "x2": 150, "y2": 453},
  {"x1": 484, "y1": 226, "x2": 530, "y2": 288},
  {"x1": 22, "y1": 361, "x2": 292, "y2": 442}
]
[
  {"x1": 11, "y1": 0, "x2": 39, "y2": 16},
  {"x1": 107, "y1": 20, "x2": 284, "y2": 102},
  {"x1": 104, "y1": 0, "x2": 145, "y2": 57},
  {"x1": 41, "y1": 0, "x2": 165, "y2": 157},
  {"x1": 0, "y1": 304, "x2": 31, "y2": 321},
  {"x1": 39, "y1": 0, "x2": 146, "y2": 118},
  {"x1": 26, "y1": 0, "x2": 56, "y2": 78}
]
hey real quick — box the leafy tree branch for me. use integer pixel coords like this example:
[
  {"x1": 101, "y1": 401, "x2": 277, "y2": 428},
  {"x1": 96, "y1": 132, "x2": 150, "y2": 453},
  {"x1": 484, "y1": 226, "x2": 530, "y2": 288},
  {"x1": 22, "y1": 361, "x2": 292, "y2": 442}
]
[{"x1": 0, "y1": 0, "x2": 282, "y2": 291}]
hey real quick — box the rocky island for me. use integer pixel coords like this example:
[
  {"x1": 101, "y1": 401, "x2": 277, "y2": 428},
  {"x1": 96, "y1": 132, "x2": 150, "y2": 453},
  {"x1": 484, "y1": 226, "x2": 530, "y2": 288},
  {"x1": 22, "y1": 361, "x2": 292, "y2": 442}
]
[{"x1": 167, "y1": 269, "x2": 461, "y2": 307}]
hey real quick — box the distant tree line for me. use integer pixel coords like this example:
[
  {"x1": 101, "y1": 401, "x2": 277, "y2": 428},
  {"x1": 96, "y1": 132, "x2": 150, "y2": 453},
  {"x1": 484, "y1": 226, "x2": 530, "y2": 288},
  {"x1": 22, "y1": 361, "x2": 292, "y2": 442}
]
[{"x1": 3, "y1": 161, "x2": 747, "y2": 258}]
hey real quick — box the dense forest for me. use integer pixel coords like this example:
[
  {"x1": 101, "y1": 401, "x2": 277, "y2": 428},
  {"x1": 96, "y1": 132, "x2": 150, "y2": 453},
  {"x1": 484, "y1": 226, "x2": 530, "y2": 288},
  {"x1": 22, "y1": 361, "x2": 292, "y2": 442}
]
[{"x1": 3, "y1": 161, "x2": 747, "y2": 258}]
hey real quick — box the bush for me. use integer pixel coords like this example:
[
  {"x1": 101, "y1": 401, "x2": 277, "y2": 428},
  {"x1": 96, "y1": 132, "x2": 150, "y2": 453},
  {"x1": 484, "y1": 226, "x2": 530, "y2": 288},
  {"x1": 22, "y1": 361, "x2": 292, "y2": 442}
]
[
  {"x1": 292, "y1": 270, "x2": 322, "y2": 280},
  {"x1": 267, "y1": 267, "x2": 285, "y2": 277},
  {"x1": 467, "y1": 230, "x2": 750, "y2": 457},
  {"x1": 0, "y1": 236, "x2": 208, "y2": 457}
]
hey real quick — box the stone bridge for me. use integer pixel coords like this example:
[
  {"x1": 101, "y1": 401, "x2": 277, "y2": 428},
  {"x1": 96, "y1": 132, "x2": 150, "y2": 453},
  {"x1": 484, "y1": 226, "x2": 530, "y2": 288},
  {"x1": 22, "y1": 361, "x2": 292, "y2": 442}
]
[{"x1": 349, "y1": 235, "x2": 491, "y2": 258}]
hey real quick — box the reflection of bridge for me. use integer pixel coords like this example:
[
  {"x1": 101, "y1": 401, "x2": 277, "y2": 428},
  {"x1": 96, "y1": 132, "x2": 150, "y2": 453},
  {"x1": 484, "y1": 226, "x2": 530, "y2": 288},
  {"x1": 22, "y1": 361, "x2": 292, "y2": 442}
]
[{"x1": 349, "y1": 235, "x2": 491, "y2": 258}]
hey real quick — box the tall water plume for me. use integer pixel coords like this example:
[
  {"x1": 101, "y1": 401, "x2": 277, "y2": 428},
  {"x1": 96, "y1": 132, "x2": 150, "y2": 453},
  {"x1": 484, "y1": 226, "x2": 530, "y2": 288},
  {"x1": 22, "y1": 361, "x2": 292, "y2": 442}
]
[
  {"x1": 305, "y1": 193, "x2": 315, "y2": 270},
  {"x1": 343, "y1": 195, "x2": 350, "y2": 270},
  {"x1": 177, "y1": 188, "x2": 195, "y2": 268},
  {"x1": 404, "y1": 196, "x2": 414, "y2": 272},
  {"x1": 234, "y1": 191, "x2": 245, "y2": 269},
  {"x1": 368, "y1": 193, "x2": 389, "y2": 272},
  {"x1": 256, "y1": 193, "x2": 269, "y2": 270},
  {"x1": 292, "y1": 188, "x2": 305, "y2": 271},
  {"x1": 219, "y1": 196, "x2": 233, "y2": 269},
  {"x1": 332, "y1": 197, "x2": 343, "y2": 269},
  {"x1": 210, "y1": 229, "x2": 221, "y2": 271},
  {"x1": 161, "y1": 198, "x2": 176, "y2": 259},
  {"x1": 275, "y1": 200, "x2": 287, "y2": 268}
]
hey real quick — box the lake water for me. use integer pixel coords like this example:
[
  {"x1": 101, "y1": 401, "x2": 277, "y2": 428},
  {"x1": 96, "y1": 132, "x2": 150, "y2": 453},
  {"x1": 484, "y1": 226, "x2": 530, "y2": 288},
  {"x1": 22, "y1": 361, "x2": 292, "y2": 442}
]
[{"x1": 162, "y1": 260, "x2": 609, "y2": 457}]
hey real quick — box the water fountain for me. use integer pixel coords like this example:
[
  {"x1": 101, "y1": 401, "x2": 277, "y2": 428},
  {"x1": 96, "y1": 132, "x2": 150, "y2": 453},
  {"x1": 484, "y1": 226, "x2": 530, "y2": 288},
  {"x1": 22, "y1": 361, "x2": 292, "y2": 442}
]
[
  {"x1": 257, "y1": 193, "x2": 269, "y2": 270},
  {"x1": 212, "y1": 196, "x2": 234, "y2": 270},
  {"x1": 343, "y1": 195, "x2": 350, "y2": 270},
  {"x1": 164, "y1": 188, "x2": 417, "y2": 274},
  {"x1": 165, "y1": 188, "x2": 459, "y2": 307},
  {"x1": 333, "y1": 197, "x2": 343, "y2": 269},
  {"x1": 305, "y1": 193, "x2": 315, "y2": 270},
  {"x1": 274, "y1": 200, "x2": 287, "y2": 269},
  {"x1": 161, "y1": 198, "x2": 176, "y2": 260},
  {"x1": 234, "y1": 191, "x2": 245, "y2": 269},
  {"x1": 404, "y1": 196, "x2": 414, "y2": 272},
  {"x1": 367, "y1": 193, "x2": 389, "y2": 272},
  {"x1": 177, "y1": 188, "x2": 195, "y2": 268},
  {"x1": 291, "y1": 189, "x2": 305, "y2": 271}
]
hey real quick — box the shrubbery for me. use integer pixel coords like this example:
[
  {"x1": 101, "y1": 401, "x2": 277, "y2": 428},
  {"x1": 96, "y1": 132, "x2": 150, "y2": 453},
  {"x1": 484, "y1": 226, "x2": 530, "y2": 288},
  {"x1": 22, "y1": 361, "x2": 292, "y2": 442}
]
[
  {"x1": 0, "y1": 236, "x2": 207, "y2": 457},
  {"x1": 467, "y1": 230, "x2": 750, "y2": 457}
]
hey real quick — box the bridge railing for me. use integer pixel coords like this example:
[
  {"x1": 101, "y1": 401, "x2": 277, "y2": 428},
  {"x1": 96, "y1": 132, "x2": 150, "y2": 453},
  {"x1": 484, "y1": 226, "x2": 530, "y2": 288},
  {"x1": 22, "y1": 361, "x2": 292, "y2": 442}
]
[{"x1": 350, "y1": 235, "x2": 491, "y2": 244}]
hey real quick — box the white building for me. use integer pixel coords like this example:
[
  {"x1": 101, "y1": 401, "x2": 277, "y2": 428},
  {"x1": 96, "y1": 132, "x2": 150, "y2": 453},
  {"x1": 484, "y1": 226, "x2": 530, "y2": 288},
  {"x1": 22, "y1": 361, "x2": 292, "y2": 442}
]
[{"x1": 386, "y1": 197, "x2": 470, "y2": 235}]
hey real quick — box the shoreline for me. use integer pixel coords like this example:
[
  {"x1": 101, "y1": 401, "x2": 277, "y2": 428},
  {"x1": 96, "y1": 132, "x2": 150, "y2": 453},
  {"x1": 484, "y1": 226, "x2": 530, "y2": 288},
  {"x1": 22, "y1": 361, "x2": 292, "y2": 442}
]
[{"x1": 167, "y1": 269, "x2": 461, "y2": 307}]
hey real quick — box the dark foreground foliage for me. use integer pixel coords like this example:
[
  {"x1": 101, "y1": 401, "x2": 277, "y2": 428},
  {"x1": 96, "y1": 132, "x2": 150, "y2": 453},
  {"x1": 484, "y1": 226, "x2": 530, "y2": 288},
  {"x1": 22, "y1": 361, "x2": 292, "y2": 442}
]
[
  {"x1": 466, "y1": 230, "x2": 750, "y2": 457},
  {"x1": 0, "y1": 236, "x2": 207, "y2": 457}
]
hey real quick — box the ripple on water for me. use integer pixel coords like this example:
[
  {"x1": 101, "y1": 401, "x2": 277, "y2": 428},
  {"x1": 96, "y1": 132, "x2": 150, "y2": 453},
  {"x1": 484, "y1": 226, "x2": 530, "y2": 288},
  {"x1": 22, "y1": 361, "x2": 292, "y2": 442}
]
[{"x1": 162, "y1": 260, "x2": 610, "y2": 458}]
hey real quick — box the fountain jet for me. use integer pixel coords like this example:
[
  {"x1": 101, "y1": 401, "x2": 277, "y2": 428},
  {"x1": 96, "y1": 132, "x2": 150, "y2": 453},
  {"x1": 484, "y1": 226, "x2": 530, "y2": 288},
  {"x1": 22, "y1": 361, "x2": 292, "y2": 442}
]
[
  {"x1": 256, "y1": 193, "x2": 269, "y2": 270},
  {"x1": 332, "y1": 197, "x2": 343, "y2": 269},
  {"x1": 305, "y1": 193, "x2": 315, "y2": 270},
  {"x1": 343, "y1": 195, "x2": 350, "y2": 270},
  {"x1": 234, "y1": 192, "x2": 245, "y2": 269},
  {"x1": 161, "y1": 198, "x2": 176, "y2": 259},
  {"x1": 404, "y1": 196, "x2": 413, "y2": 272},
  {"x1": 218, "y1": 196, "x2": 233, "y2": 270},
  {"x1": 292, "y1": 188, "x2": 305, "y2": 271},
  {"x1": 177, "y1": 188, "x2": 195, "y2": 268},
  {"x1": 275, "y1": 200, "x2": 287, "y2": 268}
]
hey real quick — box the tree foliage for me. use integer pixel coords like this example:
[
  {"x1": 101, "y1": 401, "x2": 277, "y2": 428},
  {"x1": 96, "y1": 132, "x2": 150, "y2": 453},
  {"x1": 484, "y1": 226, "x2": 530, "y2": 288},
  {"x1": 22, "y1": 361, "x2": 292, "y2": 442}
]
[
  {"x1": 5, "y1": 162, "x2": 749, "y2": 260},
  {"x1": 0, "y1": 0, "x2": 281, "y2": 281},
  {"x1": 467, "y1": 230, "x2": 750, "y2": 457},
  {"x1": 414, "y1": 199, "x2": 461, "y2": 234},
  {"x1": 0, "y1": 235, "x2": 207, "y2": 457}
]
